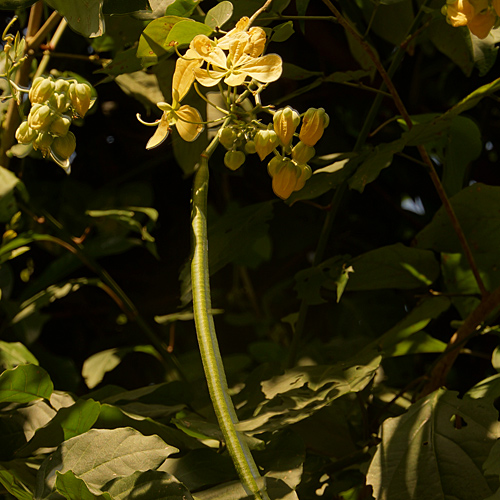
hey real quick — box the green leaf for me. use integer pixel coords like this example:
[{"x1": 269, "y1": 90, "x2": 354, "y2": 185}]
[
  {"x1": 55, "y1": 471, "x2": 113, "y2": 500},
  {"x1": 271, "y1": 21, "x2": 294, "y2": 43},
  {"x1": 348, "y1": 140, "x2": 405, "y2": 192},
  {"x1": 0, "y1": 341, "x2": 38, "y2": 370},
  {"x1": 35, "y1": 427, "x2": 178, "y2": 498},
  {"x1": 104, "y1": 469, "x2": 194, "y2": 499},
  {"x1": 0, "y1": 364, "x2": 53, "y2": 403},
  {"x1": 345, "y1": 243, "x2": 440, "y2": 291},
  {"x1": 294, "y1": 255, "x2": 353, "y2": 305},
  {"x1": 82, "y1": 346, "x2": 161, "y2": 389},
  {"x1": 282, "y1": 63, "x2": 323, "y2": 80},
  {"x1": 366, "y1": 389, "x2": 500, "y2": 499},
  {"x1": 367, "y1": 0, "x2": 414, "y2": 46},
  {"x1": 467, "y1": 373, "x2": 500, "y2": 401},
  {"x1": 238, "y1": 352, "x2": 381, "y2": 434},
  {"x1": 17, "y1": 398, "x2": 101, "y2": 457},
  {"x1": 95, "y1": 46, "x2": 143, "y2": 76},
  {"x1": 204, "y1": 1, "x2": 233, "y2": 30},
  {"x1": 0, "y1": 466, "x2": 33, "y2": 500},
  {"x1": 103, "y1": 0, "x2": 148, "y2": 15},
  {"x1": 45, "y1": 0, "x2": 105, "y2": 38},
  {"x1": 0, "y1": 166, "x2": 28, "y2": 224},
  {"x1": 0, "y1": 0, "x2": 37, "y2": 9},
  {"x1": 165, "y1": 0, "x2": 200, "y2": 17}
]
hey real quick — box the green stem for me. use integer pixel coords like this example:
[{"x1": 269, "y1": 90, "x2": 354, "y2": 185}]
[{"x1": 190, "y1": 133, "x2": 269, "y2": 500}]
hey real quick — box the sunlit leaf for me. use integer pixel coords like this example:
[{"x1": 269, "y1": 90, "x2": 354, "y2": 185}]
[
  {"x1": 0, "y1": 364, "x2": 53, "y2": 403},
  {"x1": 35, "y1": 427, "x2": 178, "y2": 498},
  {"x1": 55, "y1": 471, "x2": 112, "y2": 500},
  {"x1": 0, "y1": 341, "x2": 38, "y2": 370},
  {"x1": 0, "y1": 166, "x2": 28, "y2": 224},
  {"x1": 204, "y1": 1, "x2": 233, "y2": 30}
]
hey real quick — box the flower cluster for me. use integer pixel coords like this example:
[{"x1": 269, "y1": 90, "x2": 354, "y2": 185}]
[
  {"x1": 15, "y1": 76, "x2": 94, "y2": 172},
  {"x1": 442, "y1": 0, "x2": 500, "y2": 38},
  {"x1": 139, "y1": 16, "x2": 282, "y2": 149},
  {"x1": 142, "y1": 16, "x2": 330, "y2": 200}
]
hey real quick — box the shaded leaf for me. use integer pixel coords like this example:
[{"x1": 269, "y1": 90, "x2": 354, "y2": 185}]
[
  {"x1": 0, "y1": 166, "x2": 28, "y2": 224},
  {"x1": 271, "y1": 21, "x2": 294, "y2": 43},
  {"x1": 367, "y1": 389, "x2": 500, "y2": 499},
  {"x1": 45, "y1": 0, "x2": 105, "y2": 38},
  {"x1": 55, "y1": 471, "x2": 112, "y2": 500},
  {"x1": 165, "y1": 0, "x2": 199, "y2": 17},
  {"x1": 346, "y1": 243, "x2": 440, "y2": 291},
  {"x1": 0, "y1": 466, "x2": 33, "y2": 500}
]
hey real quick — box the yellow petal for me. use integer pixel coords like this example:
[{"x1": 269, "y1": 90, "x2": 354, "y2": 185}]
[
  {"x1": 245, "y1": 27, "x2": 267, "y2": 57},
  {"x1": 240, "y1": 54, "x2": 283, "y2": 83},
  {"x1": 468, "y1": 9, "x2": 496, "y2": 38},
  {"x1": 224, "y1": 71, "x2": 247, "y2": 87},
  {"x1": 173, "y1": 56, "x2": 202, "y2": 102},
  {"x1": 146, "y1": 115, "x2": 170, "y2": 149},
  {"x1": 194, "y1": 67, "x2": 225, "y2": 87},
  {"x1": 176, "y1": 105, "x2": 204, "y2": 142}
]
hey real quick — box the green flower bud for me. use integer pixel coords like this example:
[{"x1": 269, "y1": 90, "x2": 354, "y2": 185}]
[
  {"x1": 219, "y1": 127, "x2": 237, "y2": 150},
  {"x1": 267, "y1": 154, "x2": 287, "y2": 177},
  {"x1": 69, "y1": 82, "x2": 92, "y2": 117},
  {"x1": 33, "y1": 131, "x2": 54, "y2": 155},
  {"x1": 244, "y1": 140, "x2": 256, "y2": 155},
  {"x1": 299, "y1": 107, "x2": 329, "y2": 147},
  {"x1": 224, "y1": 150, "x2": 246, "y2": 171},
  {"x1": 28, "y1": 104, "x2": 54, "y2": 131},
  {"x1": 54, "y1": 79, "x2": 70, "y2": 94},
  {"x1": 291, "y1": 141, "x2": 315, "y2": 165},
  {"x1": 15, "y1": 120, "x2": 37, "y2": 144},
  {"x1": 273, "y1": 106, "x2": 300, "y2": 148},
  {"x1": 51, "y1": 131, "x2": 76, "y2": 160},
  {"x1": 29, "y1": 77, "x2": 54, "y2": 104},
  {"x1": 49, "y1": 115, "x2": 72, "y2": 137},
  {"x1": 254, "y1": 128, "x2": 279, "y2": 161},
  {"x1": 49, "y1": 92, "x2": 70, "y2": 113},
  {"x1": 271, "y1": 157, "x2": 301, "y2": 200}
]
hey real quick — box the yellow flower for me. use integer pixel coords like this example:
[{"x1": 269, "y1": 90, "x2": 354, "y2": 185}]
[
  {"x1": 443, "y1": 0, "x2": 496, "y2": 38},
  {"x1": 494, "y1": 0, "x2": 500, "y2": 16},
  {"x1": 191, "y1": 33, "x2": 282, "y2": 87},
  {"x1": 139, "y1": 51, "x2": 204, "y2": 148},
  {"x1": 299, "y1": 108, "x2": 330, "y2": 147}
]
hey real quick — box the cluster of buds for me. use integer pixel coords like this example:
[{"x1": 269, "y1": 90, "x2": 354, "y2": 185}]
[
  {"x1": 259, "y1": 106, "x2": 329, "y2": 199},
  {"x1": 15, "y1": 76, "x2": 94, "y2": 172},
  {"x1": 442, "y1": 0, "x2": 500, "y2": 39}
]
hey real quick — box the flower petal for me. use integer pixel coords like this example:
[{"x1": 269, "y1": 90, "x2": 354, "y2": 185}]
[
  {"x1": 176, "y1": 105, "x2": 204, "y2": 142},
  {"x1": 194, "y1": 67, "x2": 225, "y2": 87},
  {"x1": 146, "y1": 115, "x2": 170, "y2": 149},
  {"x1": 224, "y1": 71, "x2": 247, "y2": 87},
  {"x1": 241, "y1": 54, "x2": 283, "y2": 83},
  {"x1": 173, "y1": 56, "x2": 202, "y2": 102}
]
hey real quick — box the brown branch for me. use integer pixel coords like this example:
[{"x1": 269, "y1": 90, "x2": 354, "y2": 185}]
[{"x1": 419, "y1": 286, "x2": 500, "y2": 397}]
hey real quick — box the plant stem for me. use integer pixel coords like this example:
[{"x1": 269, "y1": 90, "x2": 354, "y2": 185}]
[{"x1": 191, "y1": 131, "x2": 270, "y2": 499}]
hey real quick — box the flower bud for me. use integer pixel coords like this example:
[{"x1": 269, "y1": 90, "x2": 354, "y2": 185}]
[
  {"x1": 271, "y1": 158, "x2": 302, "y2": 200},
  {"x1": 224, "y1": 150, "x2": 246, "y2": 171},
  {"x1": 49, "y1": 115, "x2": 72, "y2": 137},
  {"x1": 291, "y1": 141, "x2": 315, "y2": 165},
  {"x1": 245, "y1": 27, "x2": 267, "y2": 57},
  {"x1": 299, "y1": 108, "x2": 329, "y2": 147},
  {"x1": 49, "y1": 92, "x2": 70, "y2": 113},
  {"x1": 33, "y1": 131, "x2": 54, "y2": 155},
  {"x1": 219, "y1": 127, "x2": 237, "y2": 150},
  {"x1": 244, "y1": 140, "x2": 256, "y2": 155},
  {"x1": 267, "y1": 154, "x2": 287, "y2": 177},
  {"x1": 29, "y1": 77, "x2": 54, "y2": 104},
  {"x1": 15, "y1": 121, "x2": 37, "y2": 144},
  {"x1": 51, "y1": 131, "x2": 76, "y2": 160},
  {"x1": 28, "y1": 104, "x2": 54, "y2": 131},
  {"x1": 294, "y1": 163, "x2": 312, "y2": 191},
  {"x1": 54, "y1": 79, "x2": 70, "y2": 94},
  {"x1": 69, "y1": 82, "x2": 92, "y2": 117},
  {"x1": 273, "y1": 106, "x2": 300, "y2": 148},
  {"x1": 254, "y1": 129, "x2": 279, "y2": 161}
]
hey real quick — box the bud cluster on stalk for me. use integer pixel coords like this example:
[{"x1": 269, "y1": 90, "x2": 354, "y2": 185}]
[{"x1": 15, "y1": 75, "x2": 94, "y2": 172}]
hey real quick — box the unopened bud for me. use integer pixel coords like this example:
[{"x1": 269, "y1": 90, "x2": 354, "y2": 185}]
[
  {"x1": 28, "y1": 104, "x2": 53, "y2": 131},
  {"x1": 267, "y1": 154, "x2": 287, "y2": 177},
  {"x1": 270, "y1": 157, "x2": 301, "y2": 199},
  {"x1": 255, "y1": 128, "x2": 279, "y2": 161},
  {"x1": 219, "y1": 127, "x2": 237, "y2": 150},
  {"x1": 224, "y1": 150, "x2": 246, "y2": 171},
  {"x1": 273, "y1": 106, "x2": 300, "y2": 148},
  {"x1": 51, "y1": 132, "x2": 76, "y2": 160},
  {"x1": 294, "y1": 163, "x2": 312, "y2": 191},
  {"x1": 244, "y1": 140, "x2": 256, "y2": 155},
  {"x1": 291, "y1": 141, "x2": 315, "y2": 165},
  {"x1": 15, "y1": 121, "x2": 37, "y2": 144},
  {"x1": 299, "y1": 108, "x2": 329, "y2": 147},
  {"x1": 69, "y1": 82, "x2": 92, "y2": 117},
  {"x1": 33, "y1": 131, "x2": 54, "y2": 155},
  {"x1": 29, "y1": 77, "x2": 54, "y2": 104},
  {"x1": 49, "y1": 115, "x2": 72, "y2": 137}
]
